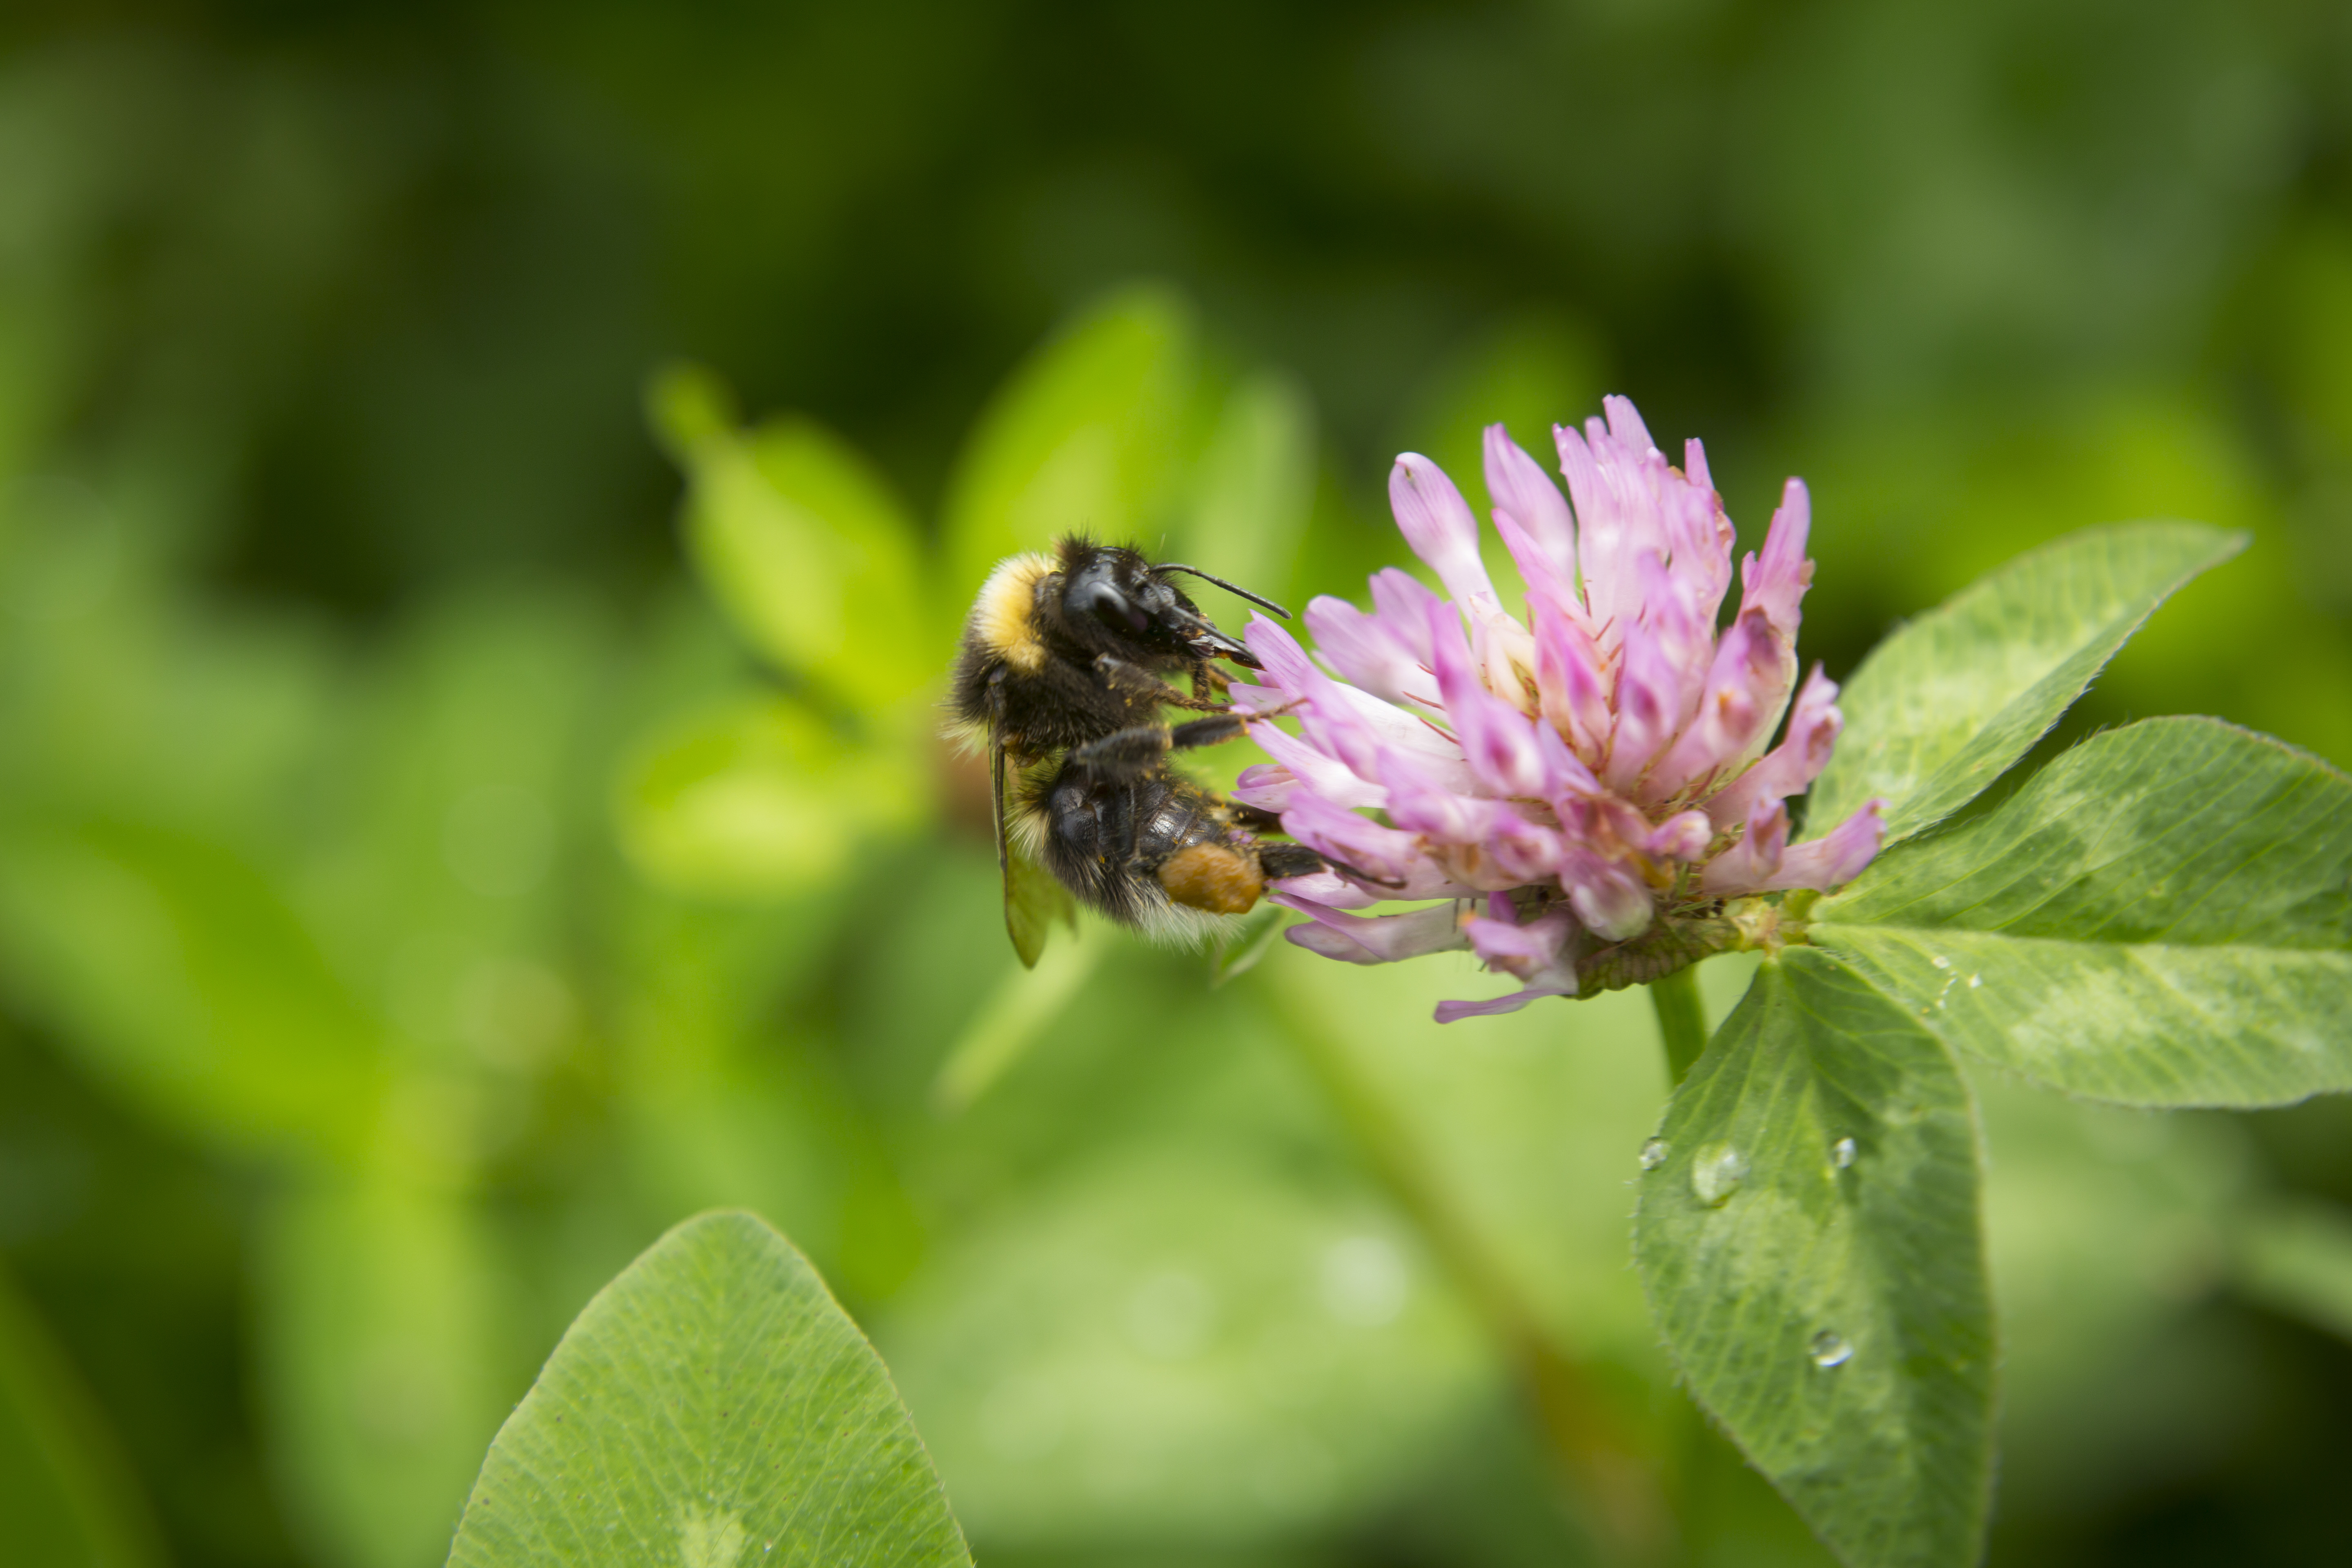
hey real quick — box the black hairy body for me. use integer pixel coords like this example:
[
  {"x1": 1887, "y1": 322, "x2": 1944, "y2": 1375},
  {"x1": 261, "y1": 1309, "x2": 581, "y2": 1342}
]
[{"x1": 950, "y1": 536, "x2": 1323, "y2": 946}]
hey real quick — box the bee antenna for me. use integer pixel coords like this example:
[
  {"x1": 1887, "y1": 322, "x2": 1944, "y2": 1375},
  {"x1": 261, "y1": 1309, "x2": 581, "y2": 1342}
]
[{"x1": 1154, "y1": 564, "x2": 1292, "y2": 619}]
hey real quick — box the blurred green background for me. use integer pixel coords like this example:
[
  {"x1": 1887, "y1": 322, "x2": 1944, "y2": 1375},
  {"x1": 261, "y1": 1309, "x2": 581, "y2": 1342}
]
[{"x1": 4, "y1": 2, "x2": 2352, "y2": 1566}]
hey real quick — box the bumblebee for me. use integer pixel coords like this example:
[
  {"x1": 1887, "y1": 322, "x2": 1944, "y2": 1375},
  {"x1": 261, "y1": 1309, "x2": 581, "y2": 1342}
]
[{"x1": 950, "y1": 537, "x2": 1325, "y2": 964}]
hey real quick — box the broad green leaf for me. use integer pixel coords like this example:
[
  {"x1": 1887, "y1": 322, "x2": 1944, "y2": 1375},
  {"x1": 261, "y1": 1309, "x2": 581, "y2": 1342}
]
[
  {"x1": 0, "y1": 821, "x2": 383, "y2": 1161},
  {"x1": 445, "y1": 1209, "x2": 969, "y2": 1568},
  {"x1": 1633, "y1": 949, "x2": 1993, "y2": 1568},
  {"x1": 2233, "y1": 1198, "x2": 2352, "y2": 1343},
  {"x1": 941, "y1": 285, "x2": 1197, "y2": 602},
  {"x1": 615, "y1": 693, "x2": 925, "y2": 902},
  {"x1": 653, "y1": 366, "x2": 933, "y2": 714},
  {"x1": 1814, "y1": 717, "x2": 2352, "y2": 1106},
  {"x1": 1808, "y1": 522, "x2": 2244, "y2": 841},
  {"x1": 258, "y1": 1171, "x2": 510, "y2": 1568},
  {"x1": 0, "y1": 1265, "x2": 165, "y2": 1568}
]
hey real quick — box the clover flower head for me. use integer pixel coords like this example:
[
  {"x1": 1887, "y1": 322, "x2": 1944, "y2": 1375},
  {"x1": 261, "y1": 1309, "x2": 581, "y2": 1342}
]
[{"x1": 1236, "y1": 396, "x2": 1886, "y2": 1021}]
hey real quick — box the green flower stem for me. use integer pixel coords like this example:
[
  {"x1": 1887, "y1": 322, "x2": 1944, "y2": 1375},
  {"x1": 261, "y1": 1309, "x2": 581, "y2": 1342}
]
[
  {"x1": 1271, "y1": 989, "x2": 1668, "y2": 1566},
  {"x1": 1649, "y1": 966, "x2": 1710, "y2": 1085}
]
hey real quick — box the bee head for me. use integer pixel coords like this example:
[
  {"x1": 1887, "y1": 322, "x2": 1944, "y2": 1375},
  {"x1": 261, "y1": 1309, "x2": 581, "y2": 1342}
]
[{"x1": 1056, "y1": 542, "x2": 1282, "y2": 671}]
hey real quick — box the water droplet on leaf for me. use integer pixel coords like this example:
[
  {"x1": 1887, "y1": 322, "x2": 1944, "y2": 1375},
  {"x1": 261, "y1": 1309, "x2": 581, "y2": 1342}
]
[
  {"x1": 1690, "y1": 1143, "x2": 1747, "y2": 1205},
  {"x1": 1930, "y1": 954, "x2": 1951, "y2": 970},
  {"x1": 1832, "y1": 1136, "x2": 1857, "y2": 1169},
  {"x1": 1810, "y1": 1330, "x2": 1853, "y2": 1368},
  {"x1": 1639, "y1": 1138, "x2": 1669, "y2": 1171}
]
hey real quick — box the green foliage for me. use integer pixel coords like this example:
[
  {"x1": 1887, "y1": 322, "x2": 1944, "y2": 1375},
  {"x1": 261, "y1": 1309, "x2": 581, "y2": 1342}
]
[
  {"x1": 445, "y1": 1212, "x2": 969, "y2": 1568},
  {"x1": 941, "y1": 285, "x2": 1199, "y2": 601},
  {"x1": 2232, "y1": 1198, "x2": 2352, "y2": 1345},
  {"x1": 1631, "y1": 519, "x2": 2342, "y2": 1564},
  {"x1": 1815, "y1": 718, "x2": 2352, "y2": 1107},
  {"x1": 1207, "y1": 901, "x2": 1291, "y2": 989},
  {"x1": 626, "y1": 286, "x2": 1239, "y2": 925},
  {"x1": 1968, "y1": 1078, "x2": 2251, "y2": 1523},
  {"x1": 0, "y1": 822, "x2": 383, "y2": 1163},
  {"x1": 602, "y1": 896, "x2": 911, "y2": 1290},
  {"x1": 1401, "y1": 310, "x2": 1608, "y2": 609},
  {"x1": 0, "y1": 1266, "x2": 163, "y2": 1568},
  {"x1": 1273, "y1": 948, "x2": 1724, "y2": 1368},
  {"x1": 8, "y1": 277, "x2": 2341, "y2": 1568},
  {"x1": 931, "y1": 918, "x2": 1105, "y2": 1114},
  {"x1": 1806, "y1": 523, "x2": 2245, "y2": 841},
  {"x1": 1630, "y1": 503, "x2": 2352, "y2": 1564},
  {"x1": 628, "y1": 377, "x2": 943, "y2": 904},
  {"x1": 1180, "y1": 369, "x2": 1319, "y2": 602},
  {"x1": 9, "y1": 9, "x2": 2352, "y2": 1553},
  {"x1": 880, "y1": 1147, "x2": 1486, "y2": 1549},
  {"x1": 654, "y1": 368, "x2": 938, "y2": 713},
  {"x1": 1635, "y1": 952, "x2": 1992, "y2": 1568},
  {"x1": 616, "y1": 693, "x2": 925, "y2": 901},
  {"x1": 837, "y1": 873, "x2": 1529, "y2": 1550},
  {"x1": 257, "y1": 1176, "x2": 508, "y2": 1568}
]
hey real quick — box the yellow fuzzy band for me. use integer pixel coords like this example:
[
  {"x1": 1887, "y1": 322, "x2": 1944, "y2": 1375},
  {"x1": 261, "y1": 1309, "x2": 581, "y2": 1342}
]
[{"x1": 972, "y1": 552, "x2": 1054, "y2": 674}]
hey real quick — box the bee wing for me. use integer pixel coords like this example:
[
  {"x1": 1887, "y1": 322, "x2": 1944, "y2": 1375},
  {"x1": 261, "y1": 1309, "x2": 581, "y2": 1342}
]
[{"x1": 994, "y1": 737, "x2": 1074, "y2": 967}]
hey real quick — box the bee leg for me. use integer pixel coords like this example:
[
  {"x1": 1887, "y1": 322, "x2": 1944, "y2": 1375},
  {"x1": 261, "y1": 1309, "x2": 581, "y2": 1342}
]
[
  {"x1": 1167, "y1": 713, "x2": 1251, "y2": 752},
  {"x1": 1256, "y1": 843, "x2": 1327, "y2": 880},
  {"x1": 1191, "y1": 664, "x2": 1232, "y2": 702},
  {"x1": 1229, "y1": 802, "x2": 1286, "y2": 833},
  {"x1": 1067, "y1": 724, "x2": 1176, "y2": 784},
  {"x1": 1068, "y1": 713, "x2": 1252, "y2": 784},
  {"x1": 1094, "y1": 654, "x2": 1230, "y2": 713},
  {"x1": 1226, "y1": 802, "x2": 1329, "y2": 882}
]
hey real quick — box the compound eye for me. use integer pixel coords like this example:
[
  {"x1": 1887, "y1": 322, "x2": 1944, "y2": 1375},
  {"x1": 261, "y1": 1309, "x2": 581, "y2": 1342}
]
[{"x1": 1080, "y1": 581, "x2": 1150, "y2": 637}]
